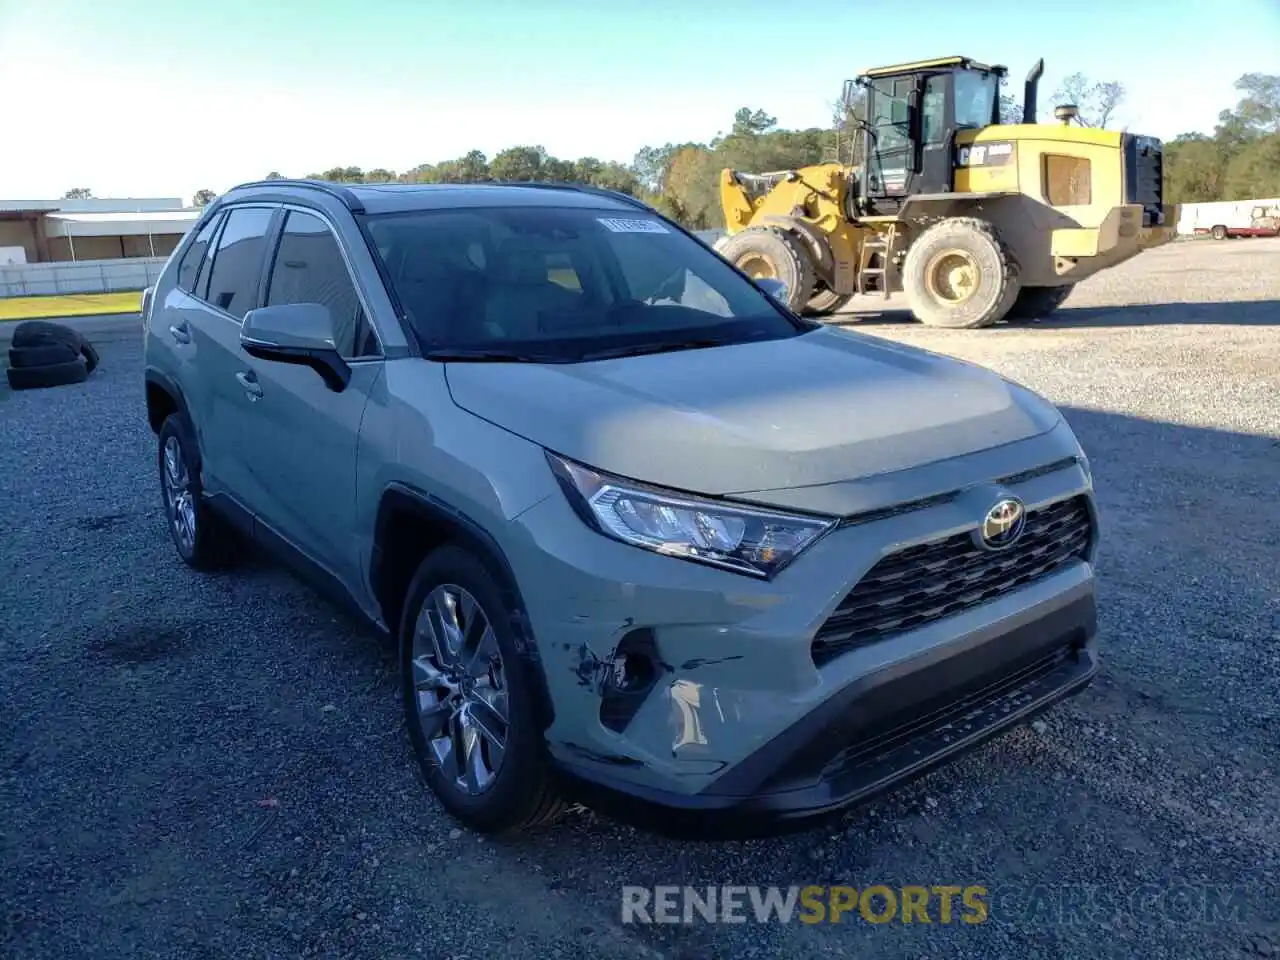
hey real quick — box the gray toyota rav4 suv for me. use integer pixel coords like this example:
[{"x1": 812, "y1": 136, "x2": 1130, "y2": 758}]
[{"x1": 142, "y1": 179, "x2": 1099, "y2": 837}]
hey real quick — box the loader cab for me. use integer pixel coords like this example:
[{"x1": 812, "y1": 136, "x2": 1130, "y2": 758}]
[{"x1": 845, "y1": 56, "x2": 1006, "y2": 216}]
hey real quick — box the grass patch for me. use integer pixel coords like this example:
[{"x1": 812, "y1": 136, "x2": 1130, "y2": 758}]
[{"x1": 0, "y1": 291, "x2": 142, "y2": 322}]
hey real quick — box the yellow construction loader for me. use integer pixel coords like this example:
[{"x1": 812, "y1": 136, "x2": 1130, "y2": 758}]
[{"x1": 715, "y1": 56, "x2": 1178, "y2": 327}]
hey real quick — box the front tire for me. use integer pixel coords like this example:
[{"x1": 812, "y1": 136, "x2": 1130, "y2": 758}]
[
  {"x1": 716, "y1": 227, "x2": 817, "y2": 313},
  {"x1": 902, "y1": 218, "x2": 1020, "y2": 328},
  {"x1": 400, "y1": 545, "x2": 565, "y2": 835},
  {"x1": 156, "y1": 413, "x2": 241, "y2": 570},
  {"x1": 1210, "y1": 224, "x2": 1228, "y2": 240}
]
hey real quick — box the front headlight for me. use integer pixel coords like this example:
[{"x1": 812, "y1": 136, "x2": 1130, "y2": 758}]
[{"x1": 546, "y1": 452, "x2": 837, "y2": 579}]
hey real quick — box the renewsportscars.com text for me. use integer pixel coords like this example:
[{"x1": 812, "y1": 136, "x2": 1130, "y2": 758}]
[{"x1": 620, "y1": 883, "x2": 1250, "y2": 926}]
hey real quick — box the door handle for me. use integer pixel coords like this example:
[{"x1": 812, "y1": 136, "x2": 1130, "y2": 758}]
[
  {"x1": 168, "y1": 323, "x2": 191, "y2": 344},
  {"x1": 235, "y1": 370, "x2": 264, "y2": 400}
]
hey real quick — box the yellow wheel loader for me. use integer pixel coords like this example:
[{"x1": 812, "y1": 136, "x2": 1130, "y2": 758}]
[{"x1": 715, "y1": 56, "x2": 1178, "y2": 328}]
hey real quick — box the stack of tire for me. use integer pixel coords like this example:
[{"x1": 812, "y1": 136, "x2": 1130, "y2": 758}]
[{"x1": 6, "y1": 321, "x2": 100, "y2": 391}]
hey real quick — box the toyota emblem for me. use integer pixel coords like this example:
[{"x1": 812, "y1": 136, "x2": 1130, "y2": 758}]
[{"x1": 978, "y1": 497, "x2": 1026, "y2": 550}]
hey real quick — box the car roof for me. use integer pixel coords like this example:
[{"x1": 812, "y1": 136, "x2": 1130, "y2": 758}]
[{"x1": 219, "y1": 179, "x2": 649, "y2": 216}]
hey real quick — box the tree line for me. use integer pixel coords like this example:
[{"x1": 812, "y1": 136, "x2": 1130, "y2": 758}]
[
  {"x1": 1162, "y1": 73, "x2": 1280, "y2": 203},
  {"x1": 169, "y1": 70, "x2": 1280, "y2": 223}
]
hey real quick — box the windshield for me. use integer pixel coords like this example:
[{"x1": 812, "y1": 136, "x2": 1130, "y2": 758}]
[
  {"x1": 954, "y1": 70, "x2": 999, "y2": 129},
  {"x1": 363, "y1": 205, "x2": 805, "y2": 361}
]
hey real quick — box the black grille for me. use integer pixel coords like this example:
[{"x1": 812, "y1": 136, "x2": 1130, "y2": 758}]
[
  {"x1": 1122, "y1": 134, "x2": 1164, "y2": 227},
  {"x1": 812, "y1": 495, "x2": 1092, "y2": 665}
]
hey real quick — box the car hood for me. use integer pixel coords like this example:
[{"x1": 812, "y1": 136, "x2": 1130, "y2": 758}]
[{"x1": 443, "y1": 326, "x2": 1062, "y2": 497}]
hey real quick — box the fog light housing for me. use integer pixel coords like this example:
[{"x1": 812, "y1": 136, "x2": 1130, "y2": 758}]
[{"x1": 599, "y1": 629, "x2": 660, "y2": 733}]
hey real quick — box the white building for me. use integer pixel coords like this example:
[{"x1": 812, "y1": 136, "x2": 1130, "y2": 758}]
[{"x1": 0, "y1": 197, "x2": 201, "y2": 265}]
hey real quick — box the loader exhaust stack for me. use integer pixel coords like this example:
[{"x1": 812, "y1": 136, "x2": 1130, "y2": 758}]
[{"x1": 1022, "y1": 58, "x2": 1044, "y2": 124}]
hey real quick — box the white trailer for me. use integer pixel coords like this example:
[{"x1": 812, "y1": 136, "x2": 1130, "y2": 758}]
[{"x1": 1177, "y1": 198, "x2": 1280, "y2": 237}]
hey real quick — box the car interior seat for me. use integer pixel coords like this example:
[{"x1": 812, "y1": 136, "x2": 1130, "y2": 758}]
[
  {"x1": 390, "y1": 235, "x2": 491, "y2": 344},
  {"x1": 483, "y1": 236, "x2": 584, "y2": 340}
]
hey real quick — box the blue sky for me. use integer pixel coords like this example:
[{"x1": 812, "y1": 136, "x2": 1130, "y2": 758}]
[{"x1": 1, "y1": 0, "x2": 1276, "y2": 201}]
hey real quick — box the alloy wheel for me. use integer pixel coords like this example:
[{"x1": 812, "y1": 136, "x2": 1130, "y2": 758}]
[
  {"x1": 162, "y1": 434, "x2": 197, "y2": 554},
  {"x1": 410, "y1": 584, "x2": 510, "y2": 795}
]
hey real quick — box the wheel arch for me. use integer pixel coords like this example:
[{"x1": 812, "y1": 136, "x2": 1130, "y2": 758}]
[
  {"x1": 144, "y1": 368, "x2": 189, "y2": 435},
  {"x1": 897, "y1": 191, "x2": 1014, "y2": 222},
  {"x1": 371, "y1": 482, "x2": 555, "y2": 731}
]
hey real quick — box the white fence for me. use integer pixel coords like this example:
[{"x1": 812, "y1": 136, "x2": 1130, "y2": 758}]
[{"x1": 0, "y1": 256, "x2": 168, "y2": 298}]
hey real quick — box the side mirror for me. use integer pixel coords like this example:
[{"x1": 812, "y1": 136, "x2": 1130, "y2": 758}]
[
  {"x1": 757, "y1": 277, "x2": 789, "y2": 304},
  {"x1": 140, "y1": 285, "x2": 155, "y2": 325},
  {"x1": 240, "y1": 303, "x2": 351, "y2": 392}
]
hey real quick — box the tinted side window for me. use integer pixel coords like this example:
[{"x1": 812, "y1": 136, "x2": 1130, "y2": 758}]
[
  {"x1": 176, "y1": 212, "x2": 222, "y2": 294},
  {"x1": 266, "y1": 210, "x2": 369, "y2": 356},
  {"x1": 871, "y1": 78, "x2": 910, "y2": 152},
  {"x1": 204, "y1": 207, "x2": 275, "y2": 320},
  {"x1": 922, "y1": 76, "x2": 947, "y2": 145}
]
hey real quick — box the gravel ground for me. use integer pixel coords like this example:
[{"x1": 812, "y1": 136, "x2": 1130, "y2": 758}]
[{"x1": 2, "y1": 238, "x2": 1278, "y2": 960}]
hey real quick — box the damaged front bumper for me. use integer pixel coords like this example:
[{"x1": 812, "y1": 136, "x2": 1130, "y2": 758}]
[
  {"x1": 503, "y1": 441, "x2": 1099, "y2": 836},
  {"x1": 558, "y1": 589, "x2": 1095, "y2": 837}
]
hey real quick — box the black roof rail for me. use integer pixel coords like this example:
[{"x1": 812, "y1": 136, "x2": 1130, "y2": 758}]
[
  {"x1": 224, "y1": 176, "x2": 653, "y2": 216},
  {"x1": 569, "y1": 183, "x2": 655, "y2": 211},
  {"x1": 223, "y1": 178, "x2": 366, "y2": 213},
  {"x1": 484, "y1": 179, "x2": 653, "y2": 211},
  {"x1": 485, "y1": 179, "x2": 581, "y2": 191}
]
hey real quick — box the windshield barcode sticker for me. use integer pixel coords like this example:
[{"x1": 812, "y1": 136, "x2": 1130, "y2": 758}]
[{"x1": 597, "y1": 217, "x2": 669, "y2": 234}]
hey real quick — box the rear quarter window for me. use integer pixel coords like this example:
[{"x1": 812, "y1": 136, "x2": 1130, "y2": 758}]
[{"x1": 176, "y1": 213, "x2": 223, "y2": 295}]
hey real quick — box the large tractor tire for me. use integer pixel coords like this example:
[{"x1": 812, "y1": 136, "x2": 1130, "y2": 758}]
[
  {"x1": 6, "y1": 357, "x2": 89, "y2": 391},
  {"x1": 805, "y1": 287, "x2": 854, "y2": 316},
  {"x1": 717, "y1": 227, "x2": 816, "y2": 314},
  {"x1": 8, "y1": 341, "x2": 81, "y2": 368},
  {"x1": 10, "y1": 320, "x2": 86, "y2": 351},
  {"x1": 902, "y1": 218, "x2": 1020, "y2": 329},
  {"x1": 1005, "y1": 283, "x2": 1075, "y2": 322},
  {"x1": 9, "y1": 319, "x2": 100, "y2": 372}
]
